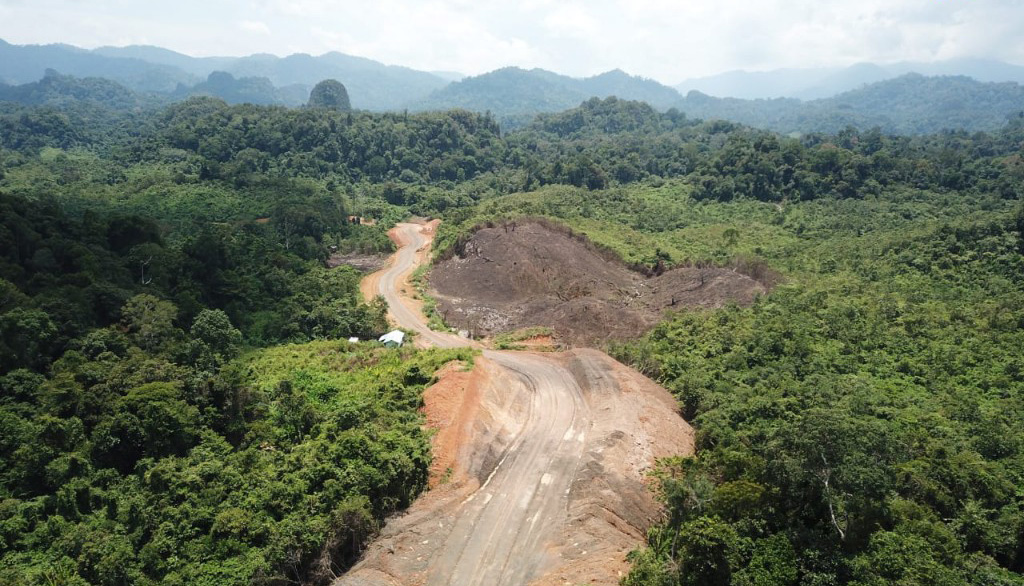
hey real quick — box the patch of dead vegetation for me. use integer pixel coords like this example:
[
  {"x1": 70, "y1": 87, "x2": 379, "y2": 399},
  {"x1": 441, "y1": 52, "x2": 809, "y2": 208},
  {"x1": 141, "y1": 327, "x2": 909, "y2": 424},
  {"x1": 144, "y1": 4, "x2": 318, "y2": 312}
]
[{"x1": 328, "y1": 251, "x2": 388, "y2": 273}]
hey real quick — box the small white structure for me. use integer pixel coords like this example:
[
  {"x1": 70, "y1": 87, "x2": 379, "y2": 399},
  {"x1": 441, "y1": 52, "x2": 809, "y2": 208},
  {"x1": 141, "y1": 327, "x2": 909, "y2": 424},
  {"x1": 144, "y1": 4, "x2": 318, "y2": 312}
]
[
  {"x1": 348, "y1": 337, "x2": 360, "y2": 343},
  {"x1": 378, "y1": 330, "x2": 405, "y2": 348}
]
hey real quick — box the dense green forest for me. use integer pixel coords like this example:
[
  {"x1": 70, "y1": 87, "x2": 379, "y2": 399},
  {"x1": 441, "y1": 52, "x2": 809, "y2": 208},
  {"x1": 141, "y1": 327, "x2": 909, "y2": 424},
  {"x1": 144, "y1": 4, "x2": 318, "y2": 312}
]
[
  {"x1": 0, "y1": 97, "x2": 478, "y2": 584},
  {"x1": 1, "y1": 91, "x2": 1023, "y2": 584},
  {"x1": 429, "y1": 103, "x2": 1024, "y2": 584},
  {"x1": 444, "y1": 181, "x2": 1024, "y2": 585}
]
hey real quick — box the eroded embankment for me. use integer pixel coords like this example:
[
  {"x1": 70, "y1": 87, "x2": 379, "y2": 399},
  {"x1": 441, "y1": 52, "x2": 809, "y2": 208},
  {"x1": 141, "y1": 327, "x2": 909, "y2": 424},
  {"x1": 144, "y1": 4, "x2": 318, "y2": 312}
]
[
  {"x1": 337, "y1": 349, "x2": 693, "y2": 586},
  {"x1": 429, "y1": 220, "x2": 768, "y2": 346}
]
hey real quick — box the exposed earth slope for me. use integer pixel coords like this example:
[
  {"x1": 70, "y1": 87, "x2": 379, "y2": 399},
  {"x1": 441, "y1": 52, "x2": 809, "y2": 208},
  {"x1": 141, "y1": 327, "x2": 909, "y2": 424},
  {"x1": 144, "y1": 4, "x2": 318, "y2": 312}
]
[
  {"x1": 337, "y1": 222, "x2": 694, "y2": 585},
  {"x1": 429, "y1": 221, "x2": 766, "y2": 346}
]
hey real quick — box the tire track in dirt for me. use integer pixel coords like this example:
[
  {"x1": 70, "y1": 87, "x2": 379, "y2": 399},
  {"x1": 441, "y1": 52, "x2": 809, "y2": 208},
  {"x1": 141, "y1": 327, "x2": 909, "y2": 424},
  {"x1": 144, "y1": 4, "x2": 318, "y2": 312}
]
[
  {"x1": 337, "y1": 221, "x2": 693, "y2": 586},
  {"x1": 424, "y1": 351, "x2": 589, "y2": 585}
]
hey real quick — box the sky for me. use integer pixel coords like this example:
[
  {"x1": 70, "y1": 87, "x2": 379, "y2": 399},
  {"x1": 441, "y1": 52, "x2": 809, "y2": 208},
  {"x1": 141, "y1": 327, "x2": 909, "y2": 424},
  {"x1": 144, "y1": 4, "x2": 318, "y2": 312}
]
[{"x1": 0, "y1": 0, "x2": 1022, "y2": 83}]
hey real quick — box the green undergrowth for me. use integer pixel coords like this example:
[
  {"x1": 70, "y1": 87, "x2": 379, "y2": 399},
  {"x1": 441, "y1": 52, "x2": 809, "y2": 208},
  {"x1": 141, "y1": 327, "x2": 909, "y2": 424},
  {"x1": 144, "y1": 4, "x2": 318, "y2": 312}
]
[
  {"x1": 493, "y1": 326, "x2": 556, "y2": 350},
  {"x1": 607, "y1": 199, "x2": 1024, "y2": 583},
  {"x1": 437, "y1": 181, "x2": 1017, "y2": 285},
  {"x1": 409, "y1": 264, "x2": 449, "y2": 332},
  {"x1": 242, "y1": 339, "x2": 475, "y2": 406},
  {"x1": 0, "y1": 337, "x2": 475, "y2": 586},
  {"x1": 437, "y1": 182, "x2": 1024, "y2": 585}
]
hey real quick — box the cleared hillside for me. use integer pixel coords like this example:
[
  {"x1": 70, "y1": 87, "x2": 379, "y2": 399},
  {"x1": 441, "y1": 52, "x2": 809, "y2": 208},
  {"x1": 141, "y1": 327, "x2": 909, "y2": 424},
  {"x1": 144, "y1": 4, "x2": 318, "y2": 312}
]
[{"x1": 429, "y1": 220, "x2": 766, "y2": 345}]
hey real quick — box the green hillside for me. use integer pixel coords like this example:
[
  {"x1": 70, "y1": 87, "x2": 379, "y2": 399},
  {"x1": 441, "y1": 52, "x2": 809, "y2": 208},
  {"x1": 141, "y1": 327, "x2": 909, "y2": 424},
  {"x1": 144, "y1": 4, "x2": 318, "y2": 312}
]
[
  {"x1": 0, "y1": 90, "x2": 1021, "y2": 585},
  {"x1": 412, "y1": 66, "x2": 682, "y2": 127},
  {"x1": 677, "y1": 74, "x2": 1024, "y2": 135}
]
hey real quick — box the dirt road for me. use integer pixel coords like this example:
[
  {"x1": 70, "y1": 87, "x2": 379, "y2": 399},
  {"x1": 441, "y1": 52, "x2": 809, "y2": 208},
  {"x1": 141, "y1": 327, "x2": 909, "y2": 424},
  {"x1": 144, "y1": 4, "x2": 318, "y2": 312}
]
[
  {"x1": 338, "y1": 222, "x2": 693, "y2": 586},
  {"x1": 423, "y1": 349, "x2": 589, "y2": 585},
  {"x1": 369, "y1": 222, "x2": 466, "y2": 348}
]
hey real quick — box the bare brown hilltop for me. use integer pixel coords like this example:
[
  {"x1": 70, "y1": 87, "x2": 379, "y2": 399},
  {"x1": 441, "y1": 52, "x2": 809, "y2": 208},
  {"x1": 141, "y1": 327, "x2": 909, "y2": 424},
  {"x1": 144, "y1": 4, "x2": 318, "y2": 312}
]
[{"x1": 429, "y1": 220, "x2": 769, "y2": 346}]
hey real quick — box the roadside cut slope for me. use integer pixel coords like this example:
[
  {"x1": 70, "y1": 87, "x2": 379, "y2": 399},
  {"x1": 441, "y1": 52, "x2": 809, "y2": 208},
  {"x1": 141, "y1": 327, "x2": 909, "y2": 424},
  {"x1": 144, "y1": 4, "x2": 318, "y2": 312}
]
[{"x1": 429, "y1": 220, "x2": 767, "y2": 345}]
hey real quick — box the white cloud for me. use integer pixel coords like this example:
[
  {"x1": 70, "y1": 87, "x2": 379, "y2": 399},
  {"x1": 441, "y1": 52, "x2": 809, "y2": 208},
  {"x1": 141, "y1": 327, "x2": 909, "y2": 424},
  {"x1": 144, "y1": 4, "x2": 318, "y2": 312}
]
[
  {"x1": 542, "y1": 3, "x2": 600, "y2": 39},
  {"x1": 0, "y1": 0, "x2": 1021, "y2": 82},
  {"x1": 239, "y1": 20, "x2": 271, "y2": 36}
]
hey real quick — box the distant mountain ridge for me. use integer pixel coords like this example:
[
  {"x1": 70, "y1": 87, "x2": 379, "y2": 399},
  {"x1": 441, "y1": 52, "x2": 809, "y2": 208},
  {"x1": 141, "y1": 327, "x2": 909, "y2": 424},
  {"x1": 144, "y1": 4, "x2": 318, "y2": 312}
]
[
  {"x1": 413, "y1": 68, "x2": 1024, "y2": 134},
  {"x1": 2, "y1": 39, "x2": 1023, "y2": 135},
  {"x1": 0, "y1": 68, "x2": 151, "y2": 110},
  {"x1": 677, "y1": 58, "x2": 1024, "y2": 100},
  {"x1": 411, "y1": 67, "x2": 681, "y2": 127},
  {"x1": 176, "y1": 71, "x2": 307, "y2": 106},
  {"x1": 0, "y1": 38, "x2": 196, "y2": 93},
  {"x1": 0, "y1": 39, "x2": 450, "y2": 110},
  {"x1": 223, "y1": 52, "x2": 448, "y2": 110},
  {"x1": 92, "y1": 45, "x2": 237, "y2": 77},
  {"x1": 675, "y1": 73, "x2": 1024, "y2": 134}
]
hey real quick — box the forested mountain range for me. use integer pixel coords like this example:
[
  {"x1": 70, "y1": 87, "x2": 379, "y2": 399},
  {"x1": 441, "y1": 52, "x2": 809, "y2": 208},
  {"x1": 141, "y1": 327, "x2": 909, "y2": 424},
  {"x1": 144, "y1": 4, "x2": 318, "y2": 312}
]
[
  {"x1": 173, "y1": 71, "x2": 309, "y2": 107},
  {"x1": 0, "y1": 39, "x2": 449, "y2": 110},
  {"x1": 0, "y1": 39, "x2": 195, "y2": 94},
  {"x1": 414, "y1": 68, "x2": 1024, "y2": 133},
  {"x1": 0, "y1": 69, "x2": 151, "y2": 110},
  {"x1": 90, "y1": 44, "x2": 238, "y2": 77},
  {"x1": 677, "y1": 57, "x2": 1024, "y2": 100},
  {"x1": 3, "y1": 38, "x2": 1024, "y2": 136},
  {"x1": 411, "y1": 67, "x2": 682, "y2": 123},
  {"x1": 678, "y1": 73, "x2": 1024, "y2": 135}
]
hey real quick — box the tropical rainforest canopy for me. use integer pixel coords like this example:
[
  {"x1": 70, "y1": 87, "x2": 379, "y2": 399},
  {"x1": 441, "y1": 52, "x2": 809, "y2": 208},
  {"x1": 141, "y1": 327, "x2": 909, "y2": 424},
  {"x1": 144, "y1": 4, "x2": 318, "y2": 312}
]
[{"x1": 0, "y1": 88, "x2": 1022, "y2": 585}]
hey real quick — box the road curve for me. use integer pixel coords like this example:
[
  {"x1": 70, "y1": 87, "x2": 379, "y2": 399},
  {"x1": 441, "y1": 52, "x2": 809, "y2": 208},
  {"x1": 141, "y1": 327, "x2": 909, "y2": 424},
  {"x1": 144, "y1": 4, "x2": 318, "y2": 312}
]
[
  {"x1": 375, "y1": 223, "x2": 467, "y2": 349},
  {"x1": 343, "y1": 221, "x2": 594, "y2": 585},
  {"x1": 341, "y1": 221, "x2": 693, "y2": 586},
  {"x1": 424, "y1": 350, "x2": 589, "y2": 585}
]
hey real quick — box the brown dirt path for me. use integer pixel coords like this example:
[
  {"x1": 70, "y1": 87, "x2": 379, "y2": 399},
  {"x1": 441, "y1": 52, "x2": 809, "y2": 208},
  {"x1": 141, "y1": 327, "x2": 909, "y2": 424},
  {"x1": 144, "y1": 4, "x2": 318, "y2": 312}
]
[
  {"x1": 343, "y1": 222, "x2": 694, "y2": 586},
  {"x1": 359, "y1": 219, "x2": 438, "y2": 305}
]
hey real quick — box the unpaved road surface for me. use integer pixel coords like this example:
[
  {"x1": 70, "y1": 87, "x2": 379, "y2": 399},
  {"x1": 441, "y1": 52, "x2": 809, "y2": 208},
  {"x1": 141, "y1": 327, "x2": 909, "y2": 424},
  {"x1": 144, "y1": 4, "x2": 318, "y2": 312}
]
[
  {"x1": 338, "y1": 222, "x2": 694, "y2": 586},
  {"x1": 366, "y1": 221, "x2": 466, "y2": 349}
]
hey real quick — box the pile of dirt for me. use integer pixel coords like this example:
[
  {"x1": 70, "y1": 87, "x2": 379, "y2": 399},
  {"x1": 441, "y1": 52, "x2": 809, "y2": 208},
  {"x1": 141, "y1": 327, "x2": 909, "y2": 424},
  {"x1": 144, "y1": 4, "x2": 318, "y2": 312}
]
[
  {"x1": 419, "y1": 360, "x2": 484, "y2": 488},
  {"x1": 429, "y1": 221, "x2": 768, "y2": 346}
]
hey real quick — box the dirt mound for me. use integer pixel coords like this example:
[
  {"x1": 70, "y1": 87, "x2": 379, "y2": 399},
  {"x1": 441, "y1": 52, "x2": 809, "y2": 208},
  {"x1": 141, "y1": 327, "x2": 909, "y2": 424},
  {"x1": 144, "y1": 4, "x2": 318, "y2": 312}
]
[
  {"x1": 420, "y1": 360, "x2": 483, "y2": 488},
  {"x1": 429, "y1": 221, "x2": 767, "y2": 346}
]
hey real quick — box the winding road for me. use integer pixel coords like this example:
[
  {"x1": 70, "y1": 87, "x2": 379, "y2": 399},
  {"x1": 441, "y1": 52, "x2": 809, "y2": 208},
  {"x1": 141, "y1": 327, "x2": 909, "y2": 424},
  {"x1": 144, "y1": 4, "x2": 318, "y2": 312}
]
[
  {"x1": 338, "y1": 222, "x2": 693, "y2": 586},
  {"x1": 376, "y1": 223, "x2": 467, "y2": 349},
  {"x1": 374, "y1": 223, "x2": 592, "y2": 584}
]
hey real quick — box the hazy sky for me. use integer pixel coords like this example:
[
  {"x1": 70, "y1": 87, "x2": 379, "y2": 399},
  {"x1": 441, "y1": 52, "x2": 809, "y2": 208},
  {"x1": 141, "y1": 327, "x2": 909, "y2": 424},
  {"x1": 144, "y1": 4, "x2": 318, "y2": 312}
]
[{"x1": 1, "y1": 0, "x2": 1022, "y2": 82}]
